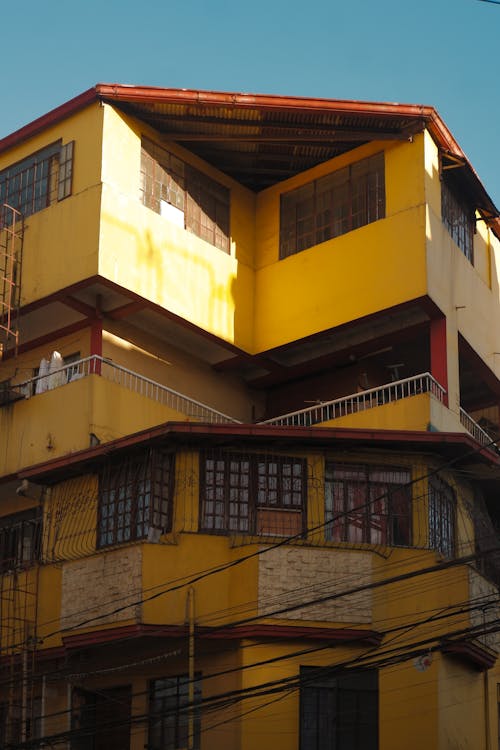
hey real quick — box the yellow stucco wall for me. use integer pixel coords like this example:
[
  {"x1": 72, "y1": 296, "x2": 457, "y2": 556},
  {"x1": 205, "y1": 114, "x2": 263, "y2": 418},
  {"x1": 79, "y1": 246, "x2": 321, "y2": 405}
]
[{"x1": 0, "y1": 103, "x2": 104, "y2": 305}]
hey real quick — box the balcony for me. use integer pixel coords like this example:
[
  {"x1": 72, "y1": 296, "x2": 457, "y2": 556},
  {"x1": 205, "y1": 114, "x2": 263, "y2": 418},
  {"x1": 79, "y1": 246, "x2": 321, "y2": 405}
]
[
  {"x1": 262, "y1": 372, "x2": 446, "y2": 427},
  {"x1": 263, "y1": 372, "x2": 498, "y2": 449},
  {"x1": 4, "y1": 355, "x2": 239, "y2": 424}
]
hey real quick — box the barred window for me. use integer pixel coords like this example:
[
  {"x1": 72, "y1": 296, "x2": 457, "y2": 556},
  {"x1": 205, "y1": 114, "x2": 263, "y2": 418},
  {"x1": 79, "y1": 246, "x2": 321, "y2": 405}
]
[
  {"x1": 325, "y1": 464, "x2": 411, "y2": 546},
  {"x1": 0, "y1": 508, "x2": 42, "y2": 573},
  {"x1": 280, "y1": 153, "x2": 385, "y2": 258},
  {"x1": 149, "y1": 674, "x2": 201, "y2": 750},
  {"x1": 300, "y1": 667, "x2": 378, "y2": 750},
  {"x1": 140, "y1": 139, "x2": 230, "y2": 253},
  {"x1": 98, "y1": 448, "x2": 174, "y2": 547},
  {"x1": 441, "y1": 179, "x2": 474, "y2": 263},
  {"x1": 200, "y1": 453, "x2": 306, "y2": 536},
  {"x1": 0, "y1": 141, "x2": 74, "y2": 219},
  {"x1": 429, "y1": 476, "x2": 455, "y2": 558}
]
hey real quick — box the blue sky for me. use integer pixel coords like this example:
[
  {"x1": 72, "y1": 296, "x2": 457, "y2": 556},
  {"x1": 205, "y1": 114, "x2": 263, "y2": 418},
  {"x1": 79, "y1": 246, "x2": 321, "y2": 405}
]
[{"x1": 2, "y1": 0, "x2": 499, "y2": 205}]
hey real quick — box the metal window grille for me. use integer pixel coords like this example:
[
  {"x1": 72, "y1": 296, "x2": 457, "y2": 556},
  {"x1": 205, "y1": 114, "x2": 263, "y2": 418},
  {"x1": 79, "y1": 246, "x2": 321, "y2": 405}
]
[
  {"x1": 0, "y1": 509, "x2": 42, "y2": 572},
  {"x1": 98, "y1": 448, "x2": 174, "y2": 548},
  {"x1": 0, "y1": 141, "x2": 75, "y2": 219},
  {"x1": 324, "y1": 463, "x2": 411, "y2": 546},
  {"x1": 428, "y1": 476, "x2": 456, "y2": 558},
  {"x1": 149, "y1": 674, "x2": 201, "y2": 750},
  {"x1": 280, "y1": 153, "x2": 385, "y2": 258},
  {"x1": 141, "y1": 139, "x2": 230, "y2": 253},
  {"x1": 300, "y1": 667, "x2": 378, "y2": 750},
  {"x1": 200, "y1": 452, "x2": 306, "y2": 536},
  {"x1": 441, "y1": 179, "x2": 474, "y2": 263}
]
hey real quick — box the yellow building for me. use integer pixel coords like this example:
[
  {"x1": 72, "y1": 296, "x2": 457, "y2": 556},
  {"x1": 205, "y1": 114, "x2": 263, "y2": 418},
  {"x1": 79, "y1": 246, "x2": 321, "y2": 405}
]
[{"x1": 0, "y1": 85, "x2": 499, "y2": 749}]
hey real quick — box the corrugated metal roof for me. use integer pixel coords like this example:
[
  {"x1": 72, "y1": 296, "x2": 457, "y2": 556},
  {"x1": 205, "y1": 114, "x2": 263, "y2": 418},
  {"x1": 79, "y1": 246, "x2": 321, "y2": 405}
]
[{"x1": 0, "y1": 84, "x2": 497, "y2": 230}]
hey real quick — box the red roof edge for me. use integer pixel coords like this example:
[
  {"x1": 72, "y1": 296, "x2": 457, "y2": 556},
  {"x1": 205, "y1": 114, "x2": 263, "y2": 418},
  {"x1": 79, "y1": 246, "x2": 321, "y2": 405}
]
[
  {"x1": 16, "y1": 421, "x2": 500, "y2": 483},
  {"x1": 0, "y1": 87, "x2": 98, "y2": 156}
]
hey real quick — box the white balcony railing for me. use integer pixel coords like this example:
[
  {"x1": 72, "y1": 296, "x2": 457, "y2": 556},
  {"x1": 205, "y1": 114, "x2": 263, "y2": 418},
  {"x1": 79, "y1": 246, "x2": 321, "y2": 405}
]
[
  {"x1": 459, "y1": 407, "x2": 497, "y2": 448},
  {"x1": 13, "y1": 355, "x2": 240, "y2": 425},
  {"x1": 262, "y1": 372, "x2": 446, "y2": 427}
]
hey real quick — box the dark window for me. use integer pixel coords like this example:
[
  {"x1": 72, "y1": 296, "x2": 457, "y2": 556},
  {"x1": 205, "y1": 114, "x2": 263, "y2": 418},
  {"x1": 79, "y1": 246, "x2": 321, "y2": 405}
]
[
  {"x1": 200, "y1": 453, "x2": 306, "y2": 536},
  {"x1": 98, "y1": 448, "x2": 174, "y2": 548},
  {"x1": 0, "y1": 141, "x2": 74, "y2": 219},
  {"x1": 280, "y1": 153, "x2": 385, "y2": 258},
  {"x1": 71, "y1": 686, "x2": 131, "y2": 750},
  {"x1": 300, "y1": 667, "x2": 378, "y2": 750},
  {"x1": 0, "y1": 508, "x2": 42, "y2": 573},
  {"x1": 141, "y1": 139, "x2": 230, "y2": 253},
  {"x1": 441, "y1": 179, "x2": 474, "y2": 263},
  {"x1": 149, "y1": 674, "x2": 201, "y2": 750},
  {"x1": 429, "y1": 476, "x2": 455, "y2": 558},
  {"x1": 325, "y1": 464, "x2": 411, "y2": 546}
]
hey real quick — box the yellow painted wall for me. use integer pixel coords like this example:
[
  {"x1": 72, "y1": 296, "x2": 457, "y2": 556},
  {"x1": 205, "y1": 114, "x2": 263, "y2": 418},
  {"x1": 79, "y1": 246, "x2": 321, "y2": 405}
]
[
  {"x1": 102, "y1": 325, "x2": 261, "y2": 423},
  {"x1": 424, "y1": 130, "x2": 500, "y2": 411},
  {"x1": 253, "y1": 137, "x2": 428, "y2": 352},
  {"x1": 0, "y1": 103, "x2": 104, "y2": 306},
  {"x1": 98, "y1": 105, "x2": 256, "y2": 351}
]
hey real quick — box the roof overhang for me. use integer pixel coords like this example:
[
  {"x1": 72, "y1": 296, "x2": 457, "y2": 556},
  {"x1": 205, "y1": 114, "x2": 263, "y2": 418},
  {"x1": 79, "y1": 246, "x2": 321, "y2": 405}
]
[
  {"x1": 1, "y1": 84, "x2": 498, "y2": 233},
  {"x1": 18, "y1": 421, "x2": 500, "y2": 485}
]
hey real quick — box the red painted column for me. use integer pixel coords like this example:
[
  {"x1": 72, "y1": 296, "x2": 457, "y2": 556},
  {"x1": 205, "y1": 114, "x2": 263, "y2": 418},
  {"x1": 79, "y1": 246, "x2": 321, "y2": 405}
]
[
  {"x1": 90, "y1": 319, "x2": 103, "y2": 375},
  {"x1": 430, "y1": 317, "x2": 448, "y2": 406}
]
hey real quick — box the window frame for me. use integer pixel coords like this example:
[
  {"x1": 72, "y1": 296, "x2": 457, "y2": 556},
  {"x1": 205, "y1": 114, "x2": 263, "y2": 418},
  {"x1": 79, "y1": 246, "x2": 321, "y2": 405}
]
[
  {"x1": 140, "y1": 138, "x2": 230, "y2": 253},
  {"x1": 0, "y1": 508, "x2": 42, "y2": 573},
  {"x1": 299, "y1": 666, "x2": 378, "y2": 750},
  {"x1": 324, "y1": 463, "x2": 412, "y2": 547},
  {"x1": 97, "y1": 447, "x2": 175, "y2": 548},
  {"x1": 428, "y1": 476, "x2": 456, "y2": 558},
  {"x1": 0, "y1": 140, "x2": 75, "y2": 219},
  {"x1": 280, "y1": 152, "x2": 385, "y2": 259},
  {"x1": 200, "y1": 452, "x2": 307, "y2": 536},
  {"x1": 441, "y1": 175, "x2": 474, "y2": 263},
  {"x1": 149, "y1": 673, "x2": 201, "y2": 750}
]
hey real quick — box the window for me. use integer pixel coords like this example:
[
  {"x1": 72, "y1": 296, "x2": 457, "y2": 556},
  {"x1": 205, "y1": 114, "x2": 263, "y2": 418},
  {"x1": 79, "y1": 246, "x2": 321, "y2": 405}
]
[
  {"x1": 280, "y1": 153, "x2": 385, "y2": 258},
  {"x1": 149, "y1": 674, "x2": 201, "y2": 750},
  {"x1": 325, "y1": 464, "x2": 411, "y2": 546},
  {"x1": 71, "y1": 686, "x2": 131, "y2": 750},
  {"x1": 200, "y1": 453, "x2": 306, "y2": 536},
  {"x1": 441, "y1": 178, "x2": 474, "y2": 263},
  {"x1": 98, "y1": 448, "x2": 174, "y2": 548},
  {"x1": 428, "y1": 476, "x2": 455, "y2": 558},
  {"x1": 300, "y1": 667, "x2": 378, "y2": 750},
  {"x1": 0, "y1": 508, "x2": 42, "y2": 573},
  {"x1": 0, "y1": 141, "x2": 74, "y2": 219},
  {"x1": 141, "y1": 139, "x2": 230, "y2": 253}
]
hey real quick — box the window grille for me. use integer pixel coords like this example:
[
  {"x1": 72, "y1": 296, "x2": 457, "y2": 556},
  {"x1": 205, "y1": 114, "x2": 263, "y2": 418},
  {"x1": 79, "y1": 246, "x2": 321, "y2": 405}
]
[
  {"x1": 325, "y1": 463, "x2": 411, "y2": 546},
  {"x1": 98, "y1": 448, "x2": 174, "y2": 547},
  {"x1": 280, "y1": 153, "x2": 385, "y2": 258},
  {"x1": 149, "y1": 674, "x2": 201, "y2": 750},
  {"x1": 428, "y1": 476, "x2": 455, "y2": 558},
  {"x1": 141, "y1": 139, "x2": 230, "y2": 253},
  {"x1": 0, "y1": 508, "x2": 42, "y2": 572},
  {"x1": 200, "y1": 452, "x2": 306, "y2": 536},
  {"x1": 441, "y1": 179, "x2": 474, "y2": 263},
  {"x1": 0, "y1": 141, "x2": 75, "y2": 219},
  {"x1": 300, "y1": 667, "x2": 378, "y2": 750}
]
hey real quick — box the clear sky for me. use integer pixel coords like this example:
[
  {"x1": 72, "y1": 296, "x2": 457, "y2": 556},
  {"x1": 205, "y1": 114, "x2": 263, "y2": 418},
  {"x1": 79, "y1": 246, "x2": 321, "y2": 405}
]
[{"x1": 1, "y1": 0, "x2": 499, "y2": 205}]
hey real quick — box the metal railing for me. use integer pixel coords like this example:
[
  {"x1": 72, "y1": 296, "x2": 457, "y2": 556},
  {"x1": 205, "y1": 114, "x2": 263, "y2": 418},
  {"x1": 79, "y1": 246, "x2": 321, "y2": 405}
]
[
  {"x1": 459, "y1": 407, "x2": 496, "y2": 448},
  {"x1": 261, "y1": 372, "x2": 446, "y2": 427},
  {"x1": 14, "y1": 355, "x2": 240, "y2": 424}
]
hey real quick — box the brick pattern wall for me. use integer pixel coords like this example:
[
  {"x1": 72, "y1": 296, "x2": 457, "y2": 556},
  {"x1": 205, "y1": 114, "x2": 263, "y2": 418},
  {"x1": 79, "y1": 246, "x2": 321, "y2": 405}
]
[
  {"x1": 468, "y1": 567, "x2": 499, "y2": 650},
  {"x1": 258, "y1": 547, "x2": 372, "y2": 623},
  {"x1": 61, "y1": 546, "x2": 143, "y2": 628}
]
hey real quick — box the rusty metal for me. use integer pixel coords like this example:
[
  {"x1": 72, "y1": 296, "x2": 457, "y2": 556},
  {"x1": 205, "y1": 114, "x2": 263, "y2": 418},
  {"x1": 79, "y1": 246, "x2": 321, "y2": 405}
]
[{"x1": 0, "y1": 204, "x2": 23, "y2": 359}]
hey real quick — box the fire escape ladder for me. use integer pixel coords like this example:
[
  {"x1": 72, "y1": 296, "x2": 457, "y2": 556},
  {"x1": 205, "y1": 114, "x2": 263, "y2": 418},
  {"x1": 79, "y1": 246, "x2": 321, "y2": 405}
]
[{"x1": 0, "y1": 204, "x2": 23, "y2": 360}]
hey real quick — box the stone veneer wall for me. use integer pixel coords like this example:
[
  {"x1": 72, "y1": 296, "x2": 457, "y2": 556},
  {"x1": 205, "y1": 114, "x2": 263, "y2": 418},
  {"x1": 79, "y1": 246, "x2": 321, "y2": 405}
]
[
  {"x1": 61, "y1": 546, "x2": 142, "y2": 628},
  {"x1": 258, "y1": 547, "x2": 372, "y2": 623}
]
